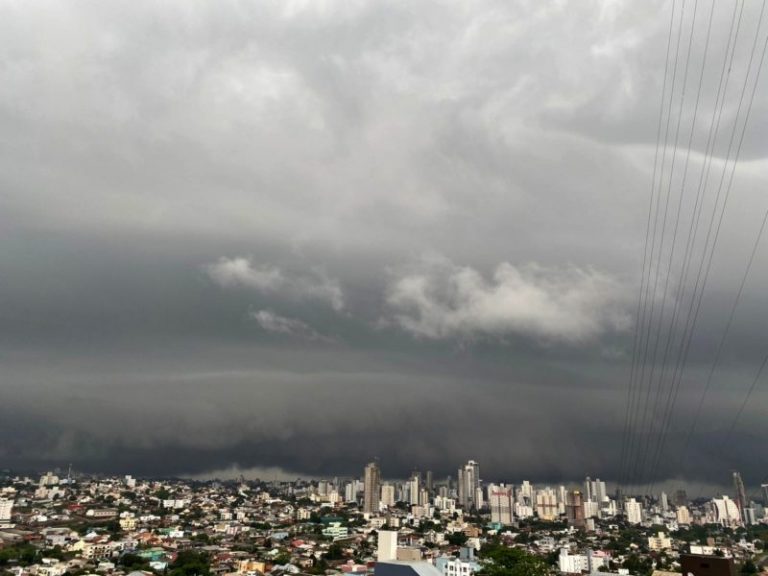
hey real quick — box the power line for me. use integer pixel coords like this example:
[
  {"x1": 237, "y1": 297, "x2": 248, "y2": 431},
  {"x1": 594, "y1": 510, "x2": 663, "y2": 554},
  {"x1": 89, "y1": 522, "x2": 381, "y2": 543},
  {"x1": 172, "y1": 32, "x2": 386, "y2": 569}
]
[
  {"x1": 644, "y1": 8, "x2": 768, "y2": 491},
  {"x1": 618, "y1": 0, "x2": 680, "y2": 490}
]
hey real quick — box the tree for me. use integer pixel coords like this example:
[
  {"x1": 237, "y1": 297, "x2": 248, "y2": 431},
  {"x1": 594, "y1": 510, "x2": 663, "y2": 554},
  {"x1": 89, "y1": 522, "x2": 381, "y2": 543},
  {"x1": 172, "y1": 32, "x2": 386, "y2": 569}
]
[
  {"x1": 478, "y1": 543, "x2": 548, "y2": 576},
  {"x1": 168, "y1": 550, "x2": 210, "y2": 576},
  {"x1": 447, "y1": 533, "x2": 468, "y2": 547},
  {"x1": 740, "y1": 559, "x2": 758, "y2": 574}
]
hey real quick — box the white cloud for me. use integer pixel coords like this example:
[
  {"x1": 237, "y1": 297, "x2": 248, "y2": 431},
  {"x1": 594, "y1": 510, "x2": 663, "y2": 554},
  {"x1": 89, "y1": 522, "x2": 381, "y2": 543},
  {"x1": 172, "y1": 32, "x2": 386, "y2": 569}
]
[
  {"x1": 205, "y1": 257, "x2": 284, "y2": 290},
  {"x1": 205, "y1": 257, "x2": 344, "y2": 311},
  {"x1": 250, "y1": 309, "x2": 330, "y2": 342},
  {"x1": 386, "y1": 256, "x2": 630, "y2": 343}
]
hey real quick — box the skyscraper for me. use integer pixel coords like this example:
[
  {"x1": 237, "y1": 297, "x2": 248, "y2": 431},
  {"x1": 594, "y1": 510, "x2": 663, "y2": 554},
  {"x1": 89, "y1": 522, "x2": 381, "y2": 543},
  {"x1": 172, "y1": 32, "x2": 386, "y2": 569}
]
[
  {"x1": 364, "y1": 461, "x2": 381, "y2": 515},
  {"x1": 457, "y1": 460, "x2": 480, "y2": 510},
  {"x1": 565, "y1": 490, "x2": 585, "y2": 528},
  {"x1": 408, "y1": 473, "x2": 420, "y2": 506},
  {"x1": 733, "y1": 471, "x2": 747, "y2": 524},
  {"x1": 487, "y1": 483, "x2": 513, "y2": 524}
]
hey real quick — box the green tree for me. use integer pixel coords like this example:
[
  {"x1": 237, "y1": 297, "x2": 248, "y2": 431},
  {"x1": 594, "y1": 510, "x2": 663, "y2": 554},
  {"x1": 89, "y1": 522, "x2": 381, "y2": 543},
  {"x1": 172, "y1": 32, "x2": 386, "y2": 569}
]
[
  {"x1": 168, "y1": 550, "x2": 210, "y2": 576},
  {"x1": 478, "y1": 543, "x2": 548, "y2": 576}
]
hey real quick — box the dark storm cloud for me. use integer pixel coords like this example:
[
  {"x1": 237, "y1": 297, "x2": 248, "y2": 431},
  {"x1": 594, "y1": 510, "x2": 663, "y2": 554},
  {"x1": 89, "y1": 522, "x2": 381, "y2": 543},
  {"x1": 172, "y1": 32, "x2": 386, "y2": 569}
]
[{"x1": 1, "y1": 0, "x2": 768, "y2": 491}]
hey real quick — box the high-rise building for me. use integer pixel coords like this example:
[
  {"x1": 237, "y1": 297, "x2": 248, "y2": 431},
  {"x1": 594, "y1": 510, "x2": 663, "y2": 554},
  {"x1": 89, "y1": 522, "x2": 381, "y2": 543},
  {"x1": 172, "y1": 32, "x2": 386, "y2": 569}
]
[
  {"x1": 408, "y1": 474, "x2": 420, "y2": 506},
  {"x1": 381, "y1": 484, "x2": 396, "y2": 508},
  {"x1": 364, "y1": 461, "x2": 381, "y2": 515},
  {"x1": 660, "y1": 492, "x2": 669, "y2": 513},
  {"x1": 733, "y1": 471, "x2": 747, "y2": 524},
  {"x1": 566, "y1": 490, "x2": 585, "y2": 528},
  {"x1": 535, "y1": 487, "x2": 559, "y2": 521},
  {"x1": 457, "y1": 460, "x2": 480, "y2": 510},
  {"x1": 674, "y1": 489, "x2": 688, "y2": 506},
  {"x1": 676, "y1": 505, "x2": 691, "y2": 525},
  {"x1": 625, "y1": 498, "x2": 643, "y2": 525},
  {"x1": 487, "y1": 484, "x2": 513, "y2": 524},
  {"x1": 425, "y1": 470, "x2": 433, "y2": 493}
]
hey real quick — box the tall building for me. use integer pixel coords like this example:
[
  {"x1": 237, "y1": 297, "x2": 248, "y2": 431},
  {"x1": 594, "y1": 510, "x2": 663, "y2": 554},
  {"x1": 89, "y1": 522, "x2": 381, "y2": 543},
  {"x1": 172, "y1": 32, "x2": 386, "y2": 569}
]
[
  {"x1": 425, "y1": 470, "x2": 433, "y2": 493},
  {"x1": 408, "y1": 474, "x2": 420, "y2": 506},
  {"x1": 535, "y1": 487, "x2": 559, "y2": 521},
  {"x1": 660, "y1": 491, "x2": 669, "y2": 513},
  {"x1": 625, "y1": 498, "x2": 642, "y2": 525},
  {"x1": 457, "y1": 460, "x2": 480, "y2": 510},
  {"x1": 381, "y1": 484, "x2": 396, "y2": 508},
  {"x1": 364, "y1": 461, "x2": 381, "y2": 515},
  {"x1": 733, "y1": 471, "x2": 747, "y2": 524},
  {"x1": 676, "y1": 505, "x2": 691, "y2": 525},
  {"x1": 566, "y1": 490, "x2": 585, "y2": 529},
  {"x1": 487, "y1": 484, "x2": 513, "y2": 524}
]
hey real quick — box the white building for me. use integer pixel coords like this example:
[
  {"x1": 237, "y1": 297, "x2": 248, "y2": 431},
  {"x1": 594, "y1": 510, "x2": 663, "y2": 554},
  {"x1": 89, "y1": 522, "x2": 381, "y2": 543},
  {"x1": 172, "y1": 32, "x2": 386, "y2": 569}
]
[
  {"x1": 648, "y1": 532, "x2": 672, "y2": 551},
  {"x1": 676, "y1": 505, "x2": 691, "y2": 525},
  {"x1": 0, "y1": 499, "x2": 13, "y2": 524},
  {"x1": 434, "y1": 553, "x2": 479, "y2": 576},
  {"x1": 711, "y1": 496, "x2": 740, "y2": 528},
  {"x1": 381, "y1": 484, "x2": 396, "y2": 508},
  {"x1": 535, "y1": 487, "x2": 559, "y2": 521},
  {"x1": 457, "y1": 461, "x2": 480, "y2": 510},
  {"x1": 378, "y1": 530, "x2": 398, "y2": 562},
  {"x1": 487, "y1": 484, "x2": 513, "y2": 525},
  {"x1": 625, "y1": 498, "x2": 643, "y2": 525}
]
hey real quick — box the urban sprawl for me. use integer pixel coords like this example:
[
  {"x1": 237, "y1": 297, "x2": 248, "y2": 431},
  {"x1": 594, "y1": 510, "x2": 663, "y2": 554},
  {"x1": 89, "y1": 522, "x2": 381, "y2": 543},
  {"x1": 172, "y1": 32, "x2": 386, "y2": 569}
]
[{"x1": 0, "y1": 462, "x2": 766, "y2": 576}]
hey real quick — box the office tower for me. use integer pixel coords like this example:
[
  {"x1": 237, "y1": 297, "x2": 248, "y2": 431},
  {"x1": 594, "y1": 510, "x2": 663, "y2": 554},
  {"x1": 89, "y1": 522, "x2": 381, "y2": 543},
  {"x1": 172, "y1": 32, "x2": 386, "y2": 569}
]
[
  {"x1": 566, "y1": 490, "x2": 585, "y2": 528},
  {"x1": 625, "y1": 498, "x2": 642, "y2": 525},
  {"x1": 364, "y1": 461, "x2": 381, "y2": 515},
  {"x1": 660, "y1": 491, "x2": 669, "y2": 513},
  {"x1": 457, "y1": 460, "x2": 480, "y2": 510},
  {"x1": 487, "y1": 484, "x2": 513, "y2": 524},
  {"x1": 733, "y1": 471, "x2": 747, "y2": 523},
  {"x1": 762, "y1": 484, "x2": 768, "y2": 505},
  {"x1": 425, "y1": 470, "x2": 433, "y2": 493}
]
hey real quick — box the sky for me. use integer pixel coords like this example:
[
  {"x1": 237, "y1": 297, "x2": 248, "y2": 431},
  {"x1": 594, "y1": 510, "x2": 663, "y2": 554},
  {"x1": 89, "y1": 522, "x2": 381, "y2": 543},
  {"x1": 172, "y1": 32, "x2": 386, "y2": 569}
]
[{"x1": 1, "y1": 0, "x2": 768, "y2": 492}]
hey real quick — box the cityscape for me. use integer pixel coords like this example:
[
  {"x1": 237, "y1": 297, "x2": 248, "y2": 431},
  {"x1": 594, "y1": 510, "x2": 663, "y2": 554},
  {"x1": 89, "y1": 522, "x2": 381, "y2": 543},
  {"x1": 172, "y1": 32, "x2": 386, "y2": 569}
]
[
  {"x1": 1, "y1": 463, "x2": 768, "y2": 576},
  {"x1": 2, "y1": 1, "x2": 768, "y2": 576}
]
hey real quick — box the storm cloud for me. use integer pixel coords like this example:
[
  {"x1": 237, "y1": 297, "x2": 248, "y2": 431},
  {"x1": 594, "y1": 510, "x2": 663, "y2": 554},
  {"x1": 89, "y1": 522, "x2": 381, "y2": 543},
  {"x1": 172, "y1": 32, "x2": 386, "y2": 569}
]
[{"x1": 1, "y1": 0, "x2": 768, "y2": 492}]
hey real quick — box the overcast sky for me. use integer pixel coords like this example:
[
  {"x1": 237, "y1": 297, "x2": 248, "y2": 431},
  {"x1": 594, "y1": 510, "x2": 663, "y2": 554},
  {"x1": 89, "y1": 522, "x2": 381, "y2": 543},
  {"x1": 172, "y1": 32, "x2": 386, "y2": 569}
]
[{"x1": 1, "y1": 0, "x2": 768, "y2": 492}]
